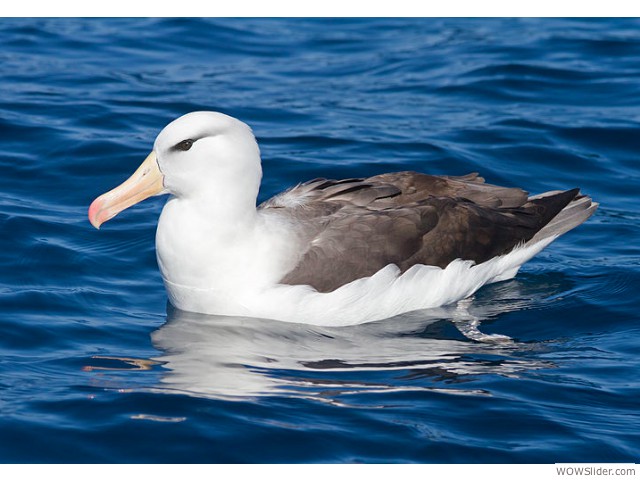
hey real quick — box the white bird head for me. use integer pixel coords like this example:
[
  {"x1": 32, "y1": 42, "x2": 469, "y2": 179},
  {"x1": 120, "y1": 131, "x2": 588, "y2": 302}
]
[{"x1": 88, "y1": 111, "x2": 262, "y2": 229}]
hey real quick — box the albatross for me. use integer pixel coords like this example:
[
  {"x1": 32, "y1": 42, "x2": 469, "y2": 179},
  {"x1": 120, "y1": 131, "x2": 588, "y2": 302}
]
[{"x1": 88, "y1": 111, "x2": 597, "y2": 326}]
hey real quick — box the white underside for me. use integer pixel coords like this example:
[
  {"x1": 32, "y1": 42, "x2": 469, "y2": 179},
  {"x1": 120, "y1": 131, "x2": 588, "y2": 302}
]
[{"x1": 163, "y1": 236, "x2": 557, "y2": 327}]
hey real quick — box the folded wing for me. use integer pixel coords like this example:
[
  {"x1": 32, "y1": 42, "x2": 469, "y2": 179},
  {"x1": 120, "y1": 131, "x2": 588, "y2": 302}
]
[{"x1": 259, "y1": 172, "x2": 595, "y2": 293}]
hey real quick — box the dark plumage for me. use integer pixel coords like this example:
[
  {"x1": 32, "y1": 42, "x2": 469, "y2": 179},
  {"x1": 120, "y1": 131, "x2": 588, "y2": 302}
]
[{"x1": 259, "y1": 172, "x2": 596, "y2": 293}]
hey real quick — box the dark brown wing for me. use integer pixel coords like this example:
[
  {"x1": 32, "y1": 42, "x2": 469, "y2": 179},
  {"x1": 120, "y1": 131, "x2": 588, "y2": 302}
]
[
  {"x1": 259, "y1": 172, "x2": 581, "y2": 293},
  {"x1": 259, "y1": 171, "x2": 528, "y2": 210}
]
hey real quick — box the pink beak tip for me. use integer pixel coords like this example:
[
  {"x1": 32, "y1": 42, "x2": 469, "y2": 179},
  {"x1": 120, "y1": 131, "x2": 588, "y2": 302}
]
[{"x1": 88, "y1": 198, "x2": 103, "y2": 229}]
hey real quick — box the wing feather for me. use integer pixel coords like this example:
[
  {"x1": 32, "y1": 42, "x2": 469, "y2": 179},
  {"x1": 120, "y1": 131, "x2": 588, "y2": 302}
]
[{"x1": 259, "y1": 172, "x2": 586, "y2": 292}]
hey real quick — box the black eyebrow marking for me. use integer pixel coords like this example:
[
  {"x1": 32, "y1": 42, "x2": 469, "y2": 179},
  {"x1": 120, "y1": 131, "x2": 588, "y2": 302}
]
[{"x1": 171, "y1": 138, "x2": 196, "y2": 152}]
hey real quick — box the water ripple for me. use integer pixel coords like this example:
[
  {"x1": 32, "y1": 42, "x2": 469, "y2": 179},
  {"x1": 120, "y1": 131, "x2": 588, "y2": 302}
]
[{"x1": 0, "y1": 18, "x2": 638, "y2": 463}]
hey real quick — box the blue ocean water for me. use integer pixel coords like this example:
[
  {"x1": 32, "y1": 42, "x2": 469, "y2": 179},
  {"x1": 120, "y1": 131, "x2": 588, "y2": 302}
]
[{"x1": 0, "y1": 17, "x2": 638, "y2": 463}]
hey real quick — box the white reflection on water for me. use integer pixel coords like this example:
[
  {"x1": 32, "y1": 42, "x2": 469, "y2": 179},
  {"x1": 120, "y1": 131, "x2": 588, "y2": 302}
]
[{"x1": 147, "y1": 276, "x2": 569, "y2": 401}]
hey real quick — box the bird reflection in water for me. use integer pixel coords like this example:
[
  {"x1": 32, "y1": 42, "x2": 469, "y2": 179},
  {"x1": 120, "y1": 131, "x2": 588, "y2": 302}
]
[{"x1": 140, "y1": 275, "x2": 569, "y2": 402}]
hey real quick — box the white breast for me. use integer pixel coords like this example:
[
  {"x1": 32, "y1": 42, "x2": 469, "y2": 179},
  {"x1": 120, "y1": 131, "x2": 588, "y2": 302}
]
[{"x1": 156, "y1": 196, "x2": 303, "y2": 306}]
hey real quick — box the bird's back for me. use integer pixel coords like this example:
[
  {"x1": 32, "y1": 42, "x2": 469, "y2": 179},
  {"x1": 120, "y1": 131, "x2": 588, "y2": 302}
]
[{"x1": 259, "y1": 172, "x2": 597, "y2": 293}]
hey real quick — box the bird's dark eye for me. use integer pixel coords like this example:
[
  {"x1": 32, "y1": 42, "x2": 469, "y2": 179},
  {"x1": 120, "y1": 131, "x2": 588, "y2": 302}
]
[{"x1": 173, "y1": 139, "x2": 195, "y2": 152}]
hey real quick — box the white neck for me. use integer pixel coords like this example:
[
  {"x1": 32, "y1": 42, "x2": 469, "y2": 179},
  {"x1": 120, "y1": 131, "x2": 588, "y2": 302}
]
[
  {"x1": 156, "y1": 181, "x2": 258, "y2": 281},
  {"x1": 153, "y1": 162, "x2": 301, "y2": 300},
  {"x1": 182, "y1": 170, "x2": 261, "y2": 228}
]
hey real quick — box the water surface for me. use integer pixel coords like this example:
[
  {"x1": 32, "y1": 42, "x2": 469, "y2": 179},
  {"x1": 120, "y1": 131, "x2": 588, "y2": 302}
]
[{"x1": 0, "y1": 18, "x2": 638, "y2": 463}]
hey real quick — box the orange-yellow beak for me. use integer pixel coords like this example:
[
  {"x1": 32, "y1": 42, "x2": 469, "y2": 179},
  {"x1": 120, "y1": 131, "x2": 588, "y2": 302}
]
[{"x1": 88, "y1": 151, "x2": 164, "y2": 229}]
